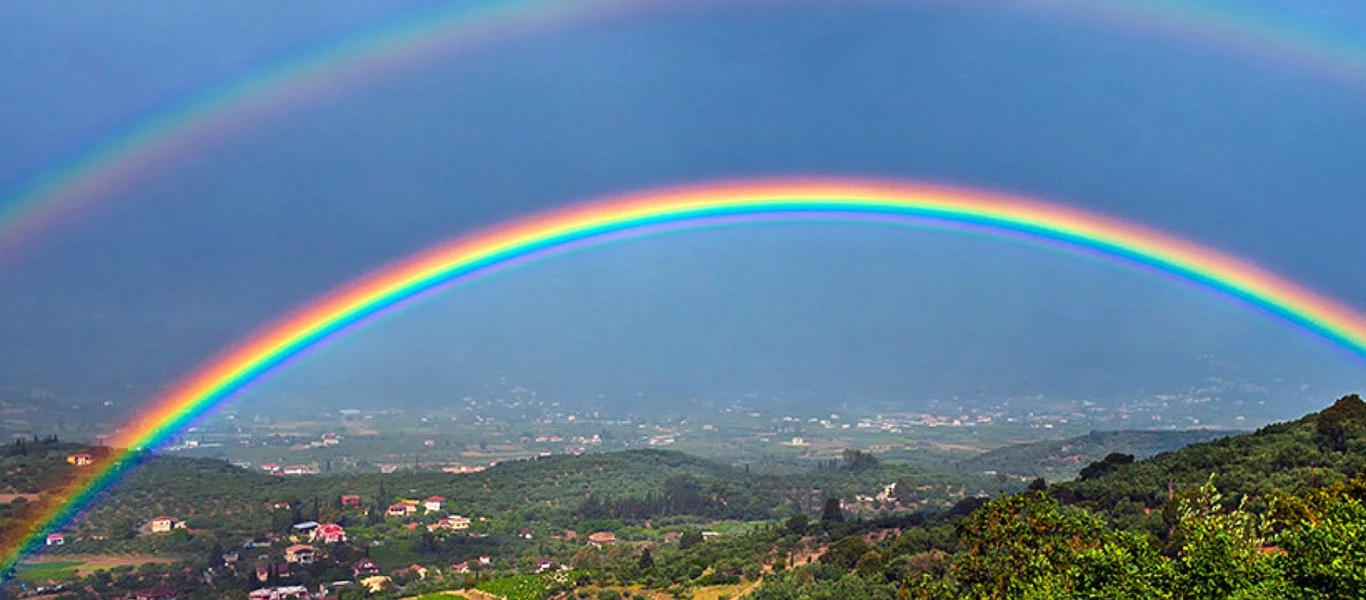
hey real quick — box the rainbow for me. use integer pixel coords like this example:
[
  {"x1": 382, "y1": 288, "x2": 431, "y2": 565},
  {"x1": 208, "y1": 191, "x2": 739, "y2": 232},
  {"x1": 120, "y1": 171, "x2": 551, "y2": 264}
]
[
  {"x1": 5, "y1": 177, "x2": 1366, "y2": 572},
  {"x1": 3, "y1": 0, "x2": 1366, "y2": 257}
]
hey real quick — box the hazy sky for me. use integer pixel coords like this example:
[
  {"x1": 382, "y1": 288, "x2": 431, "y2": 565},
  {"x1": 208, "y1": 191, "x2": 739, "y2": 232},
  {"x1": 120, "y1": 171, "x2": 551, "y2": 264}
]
[{"x1": 2, "y1": 0, "x2": 1366, "y2": 415}]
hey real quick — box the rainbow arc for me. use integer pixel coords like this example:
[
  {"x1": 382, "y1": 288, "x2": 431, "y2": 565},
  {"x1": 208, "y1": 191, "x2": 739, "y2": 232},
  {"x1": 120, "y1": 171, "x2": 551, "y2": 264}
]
[{"x1": 4, "y1": 177, "x2": 1365, "y2": 571}]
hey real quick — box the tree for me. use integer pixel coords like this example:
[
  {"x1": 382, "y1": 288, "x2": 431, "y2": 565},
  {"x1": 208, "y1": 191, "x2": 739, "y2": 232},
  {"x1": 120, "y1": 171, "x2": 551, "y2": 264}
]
[
  {"x1": 207, "y1": 543, "x2": 225, "y2": 569},
  {"x1": 1078, "y1": 453, "x2": 1135, "y2": 481},
  {"x1": 821, "y1": 498, "x2": 844, "y2": 524},
  {"x1": 822, "y1": 536, "x2": 871, "y2": 570},
  {"x1": 679, "y1": 531, "x2": 703, "y2": 550},
  {"x1": 854, "y1": 550, "x2": 883, "y2": 577},
  {"x1": 638, "y1": 547, "x2": 654, "y2": 570},
  {"x1": 1171, "y1": 476, "x2": 1287, "y2": 599},
  {"x1": 785, "y1": 513, "x2": 809, "y2": 536},
  {"x1": 841, "y1": 449, "x2": 879, "y2": 472}
]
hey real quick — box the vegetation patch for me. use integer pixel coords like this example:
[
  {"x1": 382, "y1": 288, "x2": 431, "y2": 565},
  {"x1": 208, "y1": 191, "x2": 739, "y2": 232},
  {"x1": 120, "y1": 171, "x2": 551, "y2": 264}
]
[{"x1": 476, "y1": 573, "x2": 550, "y2": 600}]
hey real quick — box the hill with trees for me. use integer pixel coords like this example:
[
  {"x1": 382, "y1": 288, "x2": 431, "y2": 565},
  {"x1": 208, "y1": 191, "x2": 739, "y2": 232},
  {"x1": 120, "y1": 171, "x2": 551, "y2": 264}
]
[
  {"x1": 957, "y1": 428, "x2": 1238, "y2": 480},
  {"x1": 8, "y1": 395, "x2": 1366, "y2": 599}
]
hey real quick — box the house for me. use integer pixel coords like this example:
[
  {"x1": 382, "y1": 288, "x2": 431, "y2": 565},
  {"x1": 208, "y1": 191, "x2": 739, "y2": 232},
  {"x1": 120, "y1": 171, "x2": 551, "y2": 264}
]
[
  {"x1": 149, "y1": 516, "x2": 178, "y2": 533},
  {"x1": 398, "y1": 563, "x2": 429, "y2": 579},
  {"x1": 340, "y1": 494, "x2": 362, "y2": 508},
  {"x1": 478, "y1": 556, "x2": 492, "y2": 567},
  {"x1": 133, "y1": 587, "x2": 177, "y2": 600},
  {"x1": 45, "y1": 533, "x2": 65, "y2": 546},
  {"x1": 386, "y1": 502, "x2": 417, "y2": 517},
  {"x1": 282, "y1": 465, "x2": 318, "y2": 475},
  {"x1": 66, "y1": 453, "x2": 92, "y2": 466},
  {"x1": 261, "y1": 463, "x2": 281, "y2": 473},
  {"x1": 702, "y1": 531, "x2": 722, "y2": 540},
  {"x1": 424, "y1": 496, "x2": 446, "y2": 513},
  {"x1": 352, "y1": 558, "x2": 381, "y2": 577},
  {"x1": 222, "y1": 551, "x2": 240, "y2": 566},
  {"x1": 248, "y1": 587, "x2": 310, "y2": 600},
  {"x1": 587, "y1": 531, "x2": 617, "y2": 547},
  {"x1": 291, "y1": 521, "x2": 319, "y2": 534},
  {"x1": 284, "y1": 544, "x2": 317, "y2": 564},
  {"x1": 451, "y1": 560, "x2": 471, "y2": 573},
  {"x1": 310, "y1": 523, "x2": 346, "y2": 544},
  {"x1": 428, "y1": 515, "x2": 470, "y2": 532},
  {"x1": 518, "y1": 528, "x2": 534, "y2": 540},
  {"x1": 535, "y1": 558, "x2": 563, "y2": 573},
  {"x1": 662, "y1": 532, "x2": 683, "y2": 543}
]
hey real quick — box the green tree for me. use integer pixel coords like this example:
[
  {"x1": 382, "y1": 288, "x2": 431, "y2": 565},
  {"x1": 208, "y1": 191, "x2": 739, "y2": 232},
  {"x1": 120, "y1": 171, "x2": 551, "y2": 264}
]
[
  {"x1": 820, "y1": 498, "x2": 844, "y2": 524},
  {"x1": 1172, "y1": 476, "x2": 1287, "y2": 599}
]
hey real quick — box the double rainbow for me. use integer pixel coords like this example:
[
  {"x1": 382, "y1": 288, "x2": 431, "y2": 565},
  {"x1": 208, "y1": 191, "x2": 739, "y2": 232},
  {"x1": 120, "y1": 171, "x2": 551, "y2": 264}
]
[
  {"x1": 4, "y1": 177, "x2": 1366, "y2": 571},
  {"x1": 4, "y1": 0, "x2": 1366, "y2": 256}
]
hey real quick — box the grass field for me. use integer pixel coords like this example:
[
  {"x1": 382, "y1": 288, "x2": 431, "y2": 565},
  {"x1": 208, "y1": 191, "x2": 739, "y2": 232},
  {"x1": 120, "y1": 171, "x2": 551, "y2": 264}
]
[{"x1": 12, "y1": 560, "x2": 82, "y2": 584}]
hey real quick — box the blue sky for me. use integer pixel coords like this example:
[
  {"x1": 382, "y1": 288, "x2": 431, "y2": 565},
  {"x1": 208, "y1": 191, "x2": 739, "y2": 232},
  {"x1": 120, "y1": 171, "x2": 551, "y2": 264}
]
[{"x1": 2, "y1": 0, "x2": 1365, "y2": 415}]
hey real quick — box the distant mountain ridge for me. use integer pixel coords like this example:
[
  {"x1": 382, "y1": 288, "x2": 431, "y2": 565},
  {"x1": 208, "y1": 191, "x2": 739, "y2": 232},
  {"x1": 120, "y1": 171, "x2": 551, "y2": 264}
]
[{"x1": 957, "y1": 428, "x2": 1240, "y2": 480}]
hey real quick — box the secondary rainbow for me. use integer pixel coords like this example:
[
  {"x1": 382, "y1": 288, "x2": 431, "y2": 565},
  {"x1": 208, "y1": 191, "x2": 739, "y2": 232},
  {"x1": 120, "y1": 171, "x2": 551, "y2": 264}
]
[
  {"x1": 5, "y1": 177, "x2": 1366, "y2": 572},
  {"x1": 4, "y1": 0, "x2": 1366, "y2": 258}
]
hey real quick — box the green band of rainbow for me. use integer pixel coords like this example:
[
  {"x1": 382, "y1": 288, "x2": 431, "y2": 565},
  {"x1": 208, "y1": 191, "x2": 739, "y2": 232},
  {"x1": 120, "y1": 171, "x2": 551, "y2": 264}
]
[{"x1": 5, "y1": 177, "x2": 1365, "y2": 573}]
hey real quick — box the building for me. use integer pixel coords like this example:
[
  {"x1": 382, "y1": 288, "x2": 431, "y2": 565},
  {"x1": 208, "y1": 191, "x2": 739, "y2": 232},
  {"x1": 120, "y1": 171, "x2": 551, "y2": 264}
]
[
  {"x1": 248, "y1": 586, "x2": 310, "y2": 600},
  {"x1": 587, "y1": 531, "x2": 617, "y2": 547},
  {"x1": 535, "y1": 558, "x2": 565, "y2": 573},
  {"x1": 149, "y1": 516, "x2": 178, "y2": 533},
  {"x1": 386, "y1": 502, "x2": 417, "y2": 517},
  {"x1": 45, "y1": 533, "x2": 65, "y2": 546},
  {"x1": 291, "y1": 521, "x2": 319, "y2": 535},
  {"x1": 340, "y1": 494, "x2": 362, "y2": 508},
  {"x1": 450, "y1": 561, "x2": 470, "y2": 574},
  {"x1": 424, "y1": 496, "x2": 446, "y2": 513},
  {"x1": 66, "y1": 453, "x2": 92, "y2": 466},
  {"x1": 284, "y1": 544, "x2": 317, "y2": 564},
  {"x1": 311, "y1": 523, "x2": 347, "y2": 544},
  {"x1": 428, "y1": 515, "x2": 470, "y2": 532},
  {"x1": 352, "y1": 558, "x2": 381, "y2": 577},
  {"x1": 518, "y1": 528, "x2": 534, "y2": 540}
]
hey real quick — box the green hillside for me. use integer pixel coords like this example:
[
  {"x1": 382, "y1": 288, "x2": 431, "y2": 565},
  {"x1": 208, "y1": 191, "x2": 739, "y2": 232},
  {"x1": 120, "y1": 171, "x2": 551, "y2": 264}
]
[{"x1": 957, "y1": 429, "x2": 1239, "y2": 480}]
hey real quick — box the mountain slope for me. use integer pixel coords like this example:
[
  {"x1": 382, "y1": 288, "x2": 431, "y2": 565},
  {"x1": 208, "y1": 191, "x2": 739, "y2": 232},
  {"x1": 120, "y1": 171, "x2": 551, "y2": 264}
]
[{"x1": 957, "y1": 429, "x2": 1239, "y2": 480}]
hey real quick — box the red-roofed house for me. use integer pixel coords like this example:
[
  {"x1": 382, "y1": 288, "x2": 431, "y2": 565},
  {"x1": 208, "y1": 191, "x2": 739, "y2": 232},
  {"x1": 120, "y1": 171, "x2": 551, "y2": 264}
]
[
  {"x1": 45, "y1": 533, "x2": 65, "y2": 546},
  {"x1": 310, "y1": 523, "x2": 347, "y2": 544},
  {"x1": 340, "y1": 494, "x2": 362, "y2": 508},
  {"x1": 587, "y1": 531, "x2": 617, "y2": 547},
  {"x1": 424, "y1": 496, "x2": 445, "y2": 513},
  {"x1": 451, "y1": 561, "x2": 470, "y2": 574}
]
